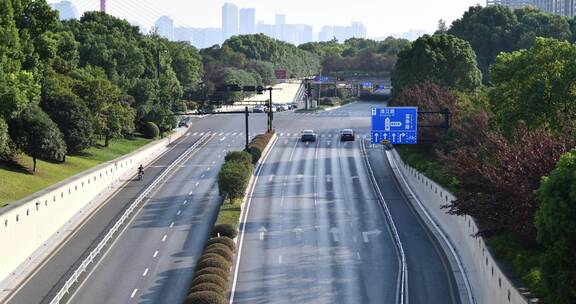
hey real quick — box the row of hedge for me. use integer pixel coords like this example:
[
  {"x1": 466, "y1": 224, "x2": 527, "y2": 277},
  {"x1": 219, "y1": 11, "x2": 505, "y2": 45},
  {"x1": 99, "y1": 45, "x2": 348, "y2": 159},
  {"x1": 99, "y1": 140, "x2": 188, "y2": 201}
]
[
  {"x1": 183, "y1": 233, "x2": 236, "y2": 304},
  {"x1": 183, "y1": 132, "x2": 274, "y2": 303},
  {"x1": 246, "y1": 132, "x2": 275, "y2": 164}
]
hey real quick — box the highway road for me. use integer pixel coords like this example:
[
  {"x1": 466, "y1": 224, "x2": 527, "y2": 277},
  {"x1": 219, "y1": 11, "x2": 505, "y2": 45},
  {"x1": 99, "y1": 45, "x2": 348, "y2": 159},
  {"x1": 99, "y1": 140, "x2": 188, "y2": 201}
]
[
  {"x1": 6, "y1": 101, "x2": 460, "y2": 304},
  {"x1": 232, "y1": 102, "x2": 461, "y2": 304},
  {"x1": 5, "y1": 114, "x2": 267, "y2": 304}
]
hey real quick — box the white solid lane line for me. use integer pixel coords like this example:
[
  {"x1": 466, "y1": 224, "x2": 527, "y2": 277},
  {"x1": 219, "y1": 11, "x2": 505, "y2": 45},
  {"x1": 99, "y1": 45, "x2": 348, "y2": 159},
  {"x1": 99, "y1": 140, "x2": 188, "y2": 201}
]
[
  {"x1": 142, "y1": 268, "x2": 149, "y2": 277},
  {"x1": 130, "y1": 289, "x2": 138, "y2": 298}
]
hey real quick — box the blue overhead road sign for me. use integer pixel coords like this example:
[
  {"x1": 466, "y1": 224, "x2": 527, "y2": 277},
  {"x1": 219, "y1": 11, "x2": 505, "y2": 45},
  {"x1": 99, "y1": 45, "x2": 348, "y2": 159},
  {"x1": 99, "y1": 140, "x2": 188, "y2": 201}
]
[{"x1": 371, "y1": 107, "x2": 418, "y2": 145}]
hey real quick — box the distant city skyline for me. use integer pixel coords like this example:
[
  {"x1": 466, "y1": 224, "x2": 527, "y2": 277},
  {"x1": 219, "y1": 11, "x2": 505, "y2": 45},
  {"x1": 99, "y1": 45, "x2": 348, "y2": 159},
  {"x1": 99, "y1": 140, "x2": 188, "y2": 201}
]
[{"x1": 47, "y1": 0, "x2": 483, "y2": 38}]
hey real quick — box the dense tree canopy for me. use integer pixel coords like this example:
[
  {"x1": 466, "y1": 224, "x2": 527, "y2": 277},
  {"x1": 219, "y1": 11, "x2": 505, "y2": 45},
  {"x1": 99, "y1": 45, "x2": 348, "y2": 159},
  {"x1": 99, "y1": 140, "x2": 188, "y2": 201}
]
[
  {"x1": 536, "y1": 151, "x2": 576, "y2": 304},
  {"x1": 489, "y1": 38, "x2": 576, "y2": 132},
  {"x1": 449, "y1": 5, "x2": 574, "y2": 82},
  {"x1": 392, "y1": 34, "x2": 482, "y2": 96}
]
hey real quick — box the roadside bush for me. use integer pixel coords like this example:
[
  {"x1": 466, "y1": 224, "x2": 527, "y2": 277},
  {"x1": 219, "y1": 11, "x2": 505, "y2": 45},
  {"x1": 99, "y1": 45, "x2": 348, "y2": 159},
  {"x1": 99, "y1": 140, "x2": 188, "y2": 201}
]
[
  {"x1": 142, "y1": 122, "x2": 160, "y2": 139},
  {"x1": 184, "y1": 291, "x2": 227, "y2": 304},
  {"x1": 224, "y1": 151, "x2": 252, "y2": 165},
  {"x1": 205, "y1": 237, "x2": 236, "y2": 251},
  {"x1": 246, "y1": 146, "x2": 262, "y2": 164},
  {"x1": 194, "y1": 267, "x2": 230, "y2": 281},
  {"x1": 212, "y1": 224, "x2": 238, "y2": 239},
  {"x1": 204, "y1": 245, "x2": 234, "y2": 262},
  {"x1": 196, "y1": 257, "x2": 231, "y2": 271},
  {"x1": 246, "y1": 132, "x2": 274, "y2": 163},
  {"x1": 188, "y1": 283, "x2": 226, "y2": 296},
  {"x1": 218, "y1": 161, "x2": 253, "y2": 199},
  {"x1": 191, "y1": 274, "x2": 229, "y2": 290},
  {"x1": 198, "y1": 253, "x2": 228, "y2": 264},
  {"x1": 319, "y1": 97, "x2": 341, "y2": 106}
]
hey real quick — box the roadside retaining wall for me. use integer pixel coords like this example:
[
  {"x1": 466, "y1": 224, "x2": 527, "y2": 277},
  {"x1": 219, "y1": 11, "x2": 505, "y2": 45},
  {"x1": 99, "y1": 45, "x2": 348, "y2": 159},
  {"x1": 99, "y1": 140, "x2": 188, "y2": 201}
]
[
  {"x1": 0, "y1": 128, "x2": 187, "y2": 283},
  {"x1": 387, "y1": 149, "x2": 535, "y2": 304}
]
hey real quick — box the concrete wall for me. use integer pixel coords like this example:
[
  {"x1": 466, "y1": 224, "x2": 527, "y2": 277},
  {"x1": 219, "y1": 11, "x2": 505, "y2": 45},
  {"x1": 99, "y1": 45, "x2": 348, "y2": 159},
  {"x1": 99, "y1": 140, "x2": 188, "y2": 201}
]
[
  {"x1": 387, "y1": 149, "x2": 536, "y2": 304},
  {"x1": 0, "y1": 128, "x2": 187, "y2": 283}
]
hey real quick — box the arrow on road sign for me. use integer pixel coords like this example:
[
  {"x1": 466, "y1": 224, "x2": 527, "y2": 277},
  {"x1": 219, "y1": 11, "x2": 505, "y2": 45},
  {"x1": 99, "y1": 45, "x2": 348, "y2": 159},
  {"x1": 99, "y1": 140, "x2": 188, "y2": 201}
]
[{"x1": 362, "y1": 230, "x2": 382, "y2": 243}]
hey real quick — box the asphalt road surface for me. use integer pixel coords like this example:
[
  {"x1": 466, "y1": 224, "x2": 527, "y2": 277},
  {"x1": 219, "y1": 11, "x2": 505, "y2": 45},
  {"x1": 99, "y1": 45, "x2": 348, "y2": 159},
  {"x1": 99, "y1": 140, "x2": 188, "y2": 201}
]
[
  {"x1": 6, "y1": 114, "x2": 267, "y2": 304},
  {"x1": 7, "y1": 102, "x2": 460, "y2": 304},
  {"x1": 232, "y1": 102, "x2": 461, "y2": 304}
]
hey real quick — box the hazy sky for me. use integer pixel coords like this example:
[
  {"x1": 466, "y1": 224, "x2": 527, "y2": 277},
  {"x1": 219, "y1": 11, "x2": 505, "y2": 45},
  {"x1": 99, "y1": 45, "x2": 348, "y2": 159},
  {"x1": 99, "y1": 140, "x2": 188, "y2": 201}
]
[{"x1": 57, "y1": 0, "x2": 483, "y2": 38}]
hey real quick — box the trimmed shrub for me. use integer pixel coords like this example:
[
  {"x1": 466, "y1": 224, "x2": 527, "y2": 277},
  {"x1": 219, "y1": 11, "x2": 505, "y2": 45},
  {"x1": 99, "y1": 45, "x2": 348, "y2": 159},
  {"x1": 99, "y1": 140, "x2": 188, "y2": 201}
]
[
  {"x1": 205, "y1": 237, "x2": 236, "y2": 252},
  {"x1": 196, "y1": 257, "x2": 231, "y2": 271},
  {"x1": 188, "y1": 282, "x2": 226, "y2": 296},
  {"x1": 184, "y1": 291, "x2": 227, "y2": 304},
  {"x1": 198, "y1": 253, "x2": 228, "y2": 264},
  {"x1": 218, "y1": 161, "x2": 253, "y2": 199},
  {"x1": 225, "y1": 151, "x2": 252, "y2": 165},
  {"x1": 212, "y1": 224, "x2": 238, "y2": 239},
  {"x1": 142, "y1": 122, "x2": 160, "y2": 139},
  {"x1": 193, "y1": 267, "x2": 230, "y2": 281},
  {"x1": 191, "y1": 274, "x2": 229, "y2": 290},
  {"x1": 204, "y1": 245, "x2": 234, "y2": 262},
  {"x1": 246, "y1": 146, "x2": 262, "y2": 164},
  {"x1": 319, "y1": 97, "x2": 341, "y2": 106}
]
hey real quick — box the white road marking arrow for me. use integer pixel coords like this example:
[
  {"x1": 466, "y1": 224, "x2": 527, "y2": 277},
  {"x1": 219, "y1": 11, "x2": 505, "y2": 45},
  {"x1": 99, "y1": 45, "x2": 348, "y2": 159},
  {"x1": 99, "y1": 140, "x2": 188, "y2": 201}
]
[
  {"x1": 293, "y1": 227, "x2": 303, "y2": 241},
  {"x1": 362, "y1": 229, "x2": 382, "y2": 243},
  {"x1": 258, "y1": 227, "x2": 268, "y2": 241}
]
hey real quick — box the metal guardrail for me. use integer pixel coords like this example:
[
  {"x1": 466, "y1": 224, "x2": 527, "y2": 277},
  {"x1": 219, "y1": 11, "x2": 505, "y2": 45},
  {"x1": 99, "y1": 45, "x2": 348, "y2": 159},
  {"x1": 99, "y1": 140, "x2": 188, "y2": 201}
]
[
  {"x1": 360, "y1": 139, "x2": 408, "y2": 304},
  {"x1": 48, "y1": 133, "x2": 213, "y2": 304}
]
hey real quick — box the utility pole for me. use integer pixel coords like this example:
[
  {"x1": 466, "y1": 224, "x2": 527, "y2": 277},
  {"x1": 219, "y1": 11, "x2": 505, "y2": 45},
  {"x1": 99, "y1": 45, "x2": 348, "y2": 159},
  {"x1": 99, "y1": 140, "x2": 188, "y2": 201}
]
[
  {"x1": 268, "y1": 87, "x2": 273, "y2": 133},
  {"x1": 245, "y1": 106, "x2": 250, "y2": 150}
]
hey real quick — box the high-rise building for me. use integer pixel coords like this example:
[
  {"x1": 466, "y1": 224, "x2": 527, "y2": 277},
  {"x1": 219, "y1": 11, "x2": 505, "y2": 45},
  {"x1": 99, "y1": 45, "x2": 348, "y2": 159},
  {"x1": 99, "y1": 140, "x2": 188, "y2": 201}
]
[
  {"x1": 239, "y1": 8, "x2": 256, "y2": 35},
  {"x1": 174, "y1": 27, "x2": 196, "y2": 43},
  {"x1": 155, "y1": 16, "x2": 174, "y2": 41},
  {"x1": 275, "y1": 14, "x2": 286, "y2": 39},
  {"x1": 318, "y1": 22, "x2": 366, "y2": 42},
  {"x1": 487, "y1": 0, "x2": 576, "y2": 16},
  {"x1": 49, "y1": 1, "x2": 78, "y2": 20},
  {"x1": 222, "y1": 3, "x2": 239, "y2": 40},
  {"x1": 486, "y1": 0, "x2": 532, "y2": 9},
  {"x1": 257, "y1": 21, "x2": 276, "y2": 38}
]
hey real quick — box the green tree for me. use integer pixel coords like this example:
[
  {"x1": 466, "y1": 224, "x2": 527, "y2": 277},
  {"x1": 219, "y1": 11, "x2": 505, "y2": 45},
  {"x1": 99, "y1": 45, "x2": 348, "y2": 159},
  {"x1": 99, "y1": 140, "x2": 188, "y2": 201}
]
[
  {"x1": 392, "y1": 34, "x2": 482, "y2": 97},
  {"x1": 536, "y1": 150, "x2": 576, "y2": 304},
  {"x1": 75, "y1": 75, "x2": 135, "y2": 147},
  {"x1": 448, "y1": 5, "x2": 519, "y2": 81},
  {"x1": 489, "y1": 38, "x2": 576, "y2": 132},
  {"x1": 0, "y1": 118, "x2": 11, "y2": 159},
  {"x1": 9, "y1": 106, "x2": 66, "y2": 171},
  {"x1": 167, "y1": 41, "x2": 202, "y2": 99},
  {"x1": 41, "y1": 72, "x2": 94, "y2": 153},
  {"x1": 514, "y1": 8, "x2": 572, "y2": 50}
]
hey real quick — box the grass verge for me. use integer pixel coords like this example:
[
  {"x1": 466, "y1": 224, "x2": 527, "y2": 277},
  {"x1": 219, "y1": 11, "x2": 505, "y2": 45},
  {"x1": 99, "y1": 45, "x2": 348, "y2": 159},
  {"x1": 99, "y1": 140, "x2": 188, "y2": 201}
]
[{"x1": 0, "y1": 136, "x2": 152, "y2": 207}]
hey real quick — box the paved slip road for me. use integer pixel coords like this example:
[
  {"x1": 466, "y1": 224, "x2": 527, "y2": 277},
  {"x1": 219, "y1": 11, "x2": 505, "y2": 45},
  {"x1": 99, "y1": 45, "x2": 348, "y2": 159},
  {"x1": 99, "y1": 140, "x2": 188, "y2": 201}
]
[{"x1": 232, "y1": 101, "x2": 461, "y2": 304}]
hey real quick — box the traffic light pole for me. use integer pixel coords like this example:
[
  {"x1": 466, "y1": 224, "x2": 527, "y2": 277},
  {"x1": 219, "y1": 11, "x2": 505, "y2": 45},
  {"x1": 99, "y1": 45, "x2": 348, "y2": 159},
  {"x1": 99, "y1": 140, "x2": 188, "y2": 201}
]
[
  {"x1": 268, "y1": 88, "x2": 273, "y2": 133},
  {"x1": 245, "y1": 106, "x2": 250, "y2": 150}
]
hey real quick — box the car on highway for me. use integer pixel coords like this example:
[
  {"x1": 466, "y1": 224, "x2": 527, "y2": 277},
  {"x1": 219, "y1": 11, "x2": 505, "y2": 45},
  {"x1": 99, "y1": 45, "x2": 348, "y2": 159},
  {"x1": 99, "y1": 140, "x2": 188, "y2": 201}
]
[
  {"x1": 178, "y1": 118, "x2": 191, "y2": 128},
  {"x1": 253, "y1": 105, "x2": 265, "y2": 113},
  {"x1": 290, "y1": 102, "x2": 299, "y2": 109},
  {"x1": 340, "y1": 129, "x2": 355, "y2": 141},
  {"x1": 300, "y1": 130, "x2": 317, "y2": 142}
]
